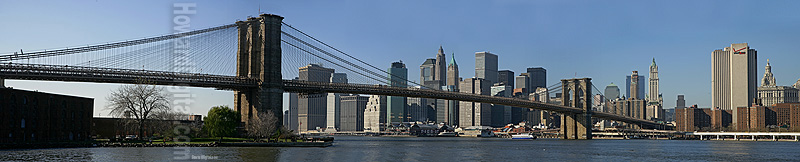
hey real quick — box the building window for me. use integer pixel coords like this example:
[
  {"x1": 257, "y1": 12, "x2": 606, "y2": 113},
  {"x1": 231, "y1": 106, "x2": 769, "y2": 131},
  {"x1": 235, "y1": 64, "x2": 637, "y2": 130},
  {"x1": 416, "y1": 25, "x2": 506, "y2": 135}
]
[{"x1": 21, "y1": 119, "x2": 25, "y2": 128}]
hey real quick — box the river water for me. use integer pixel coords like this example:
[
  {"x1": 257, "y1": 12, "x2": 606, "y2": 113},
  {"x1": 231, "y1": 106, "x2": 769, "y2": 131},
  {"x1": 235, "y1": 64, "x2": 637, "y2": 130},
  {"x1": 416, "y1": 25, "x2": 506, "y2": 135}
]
[{"x1": 2, "y1": 136, "x2": 799, "y2": 161}]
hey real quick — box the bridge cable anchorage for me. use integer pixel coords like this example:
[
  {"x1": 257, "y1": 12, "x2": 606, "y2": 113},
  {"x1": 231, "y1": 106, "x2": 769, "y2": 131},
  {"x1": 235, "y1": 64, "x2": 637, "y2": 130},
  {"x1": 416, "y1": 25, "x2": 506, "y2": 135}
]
[
  {"x1": 280, "y1": 22, "x2": 431, "y2": 89},
  {"x1": 0, "y1": 24, "x2": 237, "y2": 62}
]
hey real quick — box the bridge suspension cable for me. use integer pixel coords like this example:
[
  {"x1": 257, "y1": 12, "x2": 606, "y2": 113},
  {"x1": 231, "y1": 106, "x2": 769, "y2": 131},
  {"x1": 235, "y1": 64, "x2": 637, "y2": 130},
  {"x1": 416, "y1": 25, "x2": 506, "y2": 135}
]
[
  {"x1": 280, "y1": 22, "x2": 431, "y2": 89},
  {"x1": 0, "y1": 24, "x2": 237, "y2": 62}
]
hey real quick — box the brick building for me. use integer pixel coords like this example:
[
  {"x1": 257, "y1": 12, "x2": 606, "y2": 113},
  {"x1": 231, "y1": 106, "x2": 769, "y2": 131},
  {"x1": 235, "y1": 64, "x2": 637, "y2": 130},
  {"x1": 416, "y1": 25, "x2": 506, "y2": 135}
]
[
  {"x1": 0, "y1": 88, "x2": 93, "y2": 143},
  {"x1": 736, "y1": 103, "x2": 800, "y2": 131},
  {"x1": 675, "y1": 105, "x2": 731, "y2": 132}
]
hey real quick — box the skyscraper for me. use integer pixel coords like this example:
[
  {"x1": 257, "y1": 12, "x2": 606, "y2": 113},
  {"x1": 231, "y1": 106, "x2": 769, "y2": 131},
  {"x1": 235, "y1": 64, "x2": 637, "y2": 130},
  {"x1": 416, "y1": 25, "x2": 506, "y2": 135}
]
[
  {"x1": 712, "y1": 43, "x2": 757, "y2": 111},
  {"x1": 326, "y1": 73, "x2": 347, "y2": 131},
  {"x1": 364, "y1": 95, "x2": 387, "y2": 132},
  {"x1": 407, "y1": 96, "x2": 429, "y2": 122},
  {"x1": 447, "y1": 54, "x2": 460, "y2": 88},
  {"x1": 649, "y1": 58, "x2": 661, "y2": 105},
  {"x1": 604, "y1": 82, "x2": 620, "y2": 101},
  {"x1": 445, "y1": 53, "x2": 460, "y2": 125},
  {"x1": 515, "y1": 74, "x2": 530, "y2": 93},
  {"x1": 498, "y1": 70, "x2": 515, "y2": 88},
  {"x1": 298, "y1": 64, "x2": 334, "y2": 132},
  {"x1": 287, "y1": 91, "x2": 298, "y2": 132},
  {"x1": 420, "y1": 58, "x2": 436, "y2": 83},
  {"x1": 676, "y1": 94, "x2": 685, "y2": 108},
  {"x1": 626, "y1": 74, "x2": 645, "y2": 100},
  {"x1": 435, "y1": 46, "x2": 447, "y2": 86},
  {"x1": 460, "y1": 78, "x2": 492, "y2": 127},
  {"x1": 475, "y1": 52, "x2": 498, "y2": 84},
  {"x1": 527, "y1": 67, "x2": 547, "y2": 93},
  {"x1": 491, "y1": 83, "x2": 513, "y2": 127},
  {"x1": 340, "y1": 94, "x2": 367, "y2": 131},
  {"x1": 630, "y1": 71, "x2": 641, "y2": 100},
  {"x1": 387, "y1": 61, "x2": 408, "y2": 123}
]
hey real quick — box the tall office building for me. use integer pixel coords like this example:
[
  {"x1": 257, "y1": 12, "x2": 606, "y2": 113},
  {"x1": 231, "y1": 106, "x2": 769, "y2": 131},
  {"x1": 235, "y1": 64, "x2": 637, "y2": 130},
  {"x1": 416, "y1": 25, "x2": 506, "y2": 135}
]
[
  {"x1": 407, "y1": 96, "x2": 430, "y2": 122},
  {"x1": 491, "y1": 83, "x2": 513, "y2": 127},
  {"x1": 515, "y1": 74, "x2": 530, "y2": 93},
  {"x1": 604, "y1": 83, "x2": 620, "y2": 101},
  {"x1": 421, "y1": 57, "x2": 442, "y2": 123},
  {"x1": 340, "y1": 95, "x2": 367, "y2": 131},
  {"x1": 420, "y1": 58, "x2": 436, "y2": 83},
  {"x1": 287, "y1": 91, "x2": 299, "y2": 132},
  {"x1": 326, "y1": 73, "x2": 347, "y2": 130},
  {"x1": 626, "y1": 74, "x2": 646, "y2": 100},
  {"x1": 460, "y1": 78, "x2": 492, "y2": 127},
  {"x1": 676, "y1": 95, "x2": 686, "y2": 108},
  {"x1": 442, "y1": 85, "x2": 458, "y2": 125},
  {"x1": 757, "y1": 60, "x2": 799, "y2": 106},
  {"x1": 445, "y1": 54, "x2": 460, "y2": 125},
  {"x1": 498, "y1": 70, "x2": 515, "y2": 87},
  {"x1": 527, "y1": 67, "x2": 547, "y2": 93},
  {"x1": 435, "y1": 46, "x2": 447, "y2": 86},
  {"x1": 364, "y1": 95, "x2": 387, "y2": 132},
  {"x1": 649, "y1": 58, "x2": 661, "y2": 105},
  {"x1": 711, "y1": 43, "x2": 757, "y2": 111},
  {"x1": 387, "y1": 61, "x2": 408, "y2": 123},
  {"x1": 298, "y1": 64, "x2": 334, "y2": 132},
  {"x1": 447, "y1": 54, "x2": 460, "y2": 88},
  {"x1": 475, "y1": 52, "x2": 498, "y2": 84},
  {"x1": 630, "y1": 71, "x2": 642, "y2": 100}
]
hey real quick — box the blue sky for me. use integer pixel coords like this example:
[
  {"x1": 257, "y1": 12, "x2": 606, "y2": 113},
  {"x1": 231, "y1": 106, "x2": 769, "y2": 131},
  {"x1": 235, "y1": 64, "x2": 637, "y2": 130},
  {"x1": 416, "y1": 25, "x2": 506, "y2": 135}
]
[{"x1": 2, "y1": 0, "x2": 799, "y2": 117}]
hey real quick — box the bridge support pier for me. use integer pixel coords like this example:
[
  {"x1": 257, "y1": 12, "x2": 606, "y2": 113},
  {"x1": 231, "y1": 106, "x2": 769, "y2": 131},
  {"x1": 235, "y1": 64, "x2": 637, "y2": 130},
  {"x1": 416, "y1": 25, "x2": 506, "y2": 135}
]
[
  {"x1": 559, "y1": 78, "x2": 592, "y2": 140},
  {"x1": 234, "y1": 14, "x2": 285, "y2": 128}
]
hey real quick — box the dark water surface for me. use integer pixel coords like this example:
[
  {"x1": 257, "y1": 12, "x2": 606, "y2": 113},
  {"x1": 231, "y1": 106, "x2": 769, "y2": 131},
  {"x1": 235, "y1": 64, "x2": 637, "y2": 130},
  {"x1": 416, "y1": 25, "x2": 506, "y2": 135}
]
[{"x1": 2, "y1": 136, "x2": 799, "y2": 161}]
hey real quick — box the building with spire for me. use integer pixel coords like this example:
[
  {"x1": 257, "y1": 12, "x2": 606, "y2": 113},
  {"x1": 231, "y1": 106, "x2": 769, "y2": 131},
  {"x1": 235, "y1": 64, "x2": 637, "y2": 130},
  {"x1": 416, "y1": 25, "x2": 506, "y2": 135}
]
[
  {"x1": 435, "y1": 46, "x2": 447, "y2": 86},
  {"x1": 648, "y1": 58, "x2": 661, "y2": 105},
  {"x1": 646, "y1": 58, "x2": 664, "y2": 121},
  {"x1": 443, "y1": 53, "x2": 460, "y2": 125},
  {"x1": 756, "y1": 59, "x2": 798, "y2": 106}
]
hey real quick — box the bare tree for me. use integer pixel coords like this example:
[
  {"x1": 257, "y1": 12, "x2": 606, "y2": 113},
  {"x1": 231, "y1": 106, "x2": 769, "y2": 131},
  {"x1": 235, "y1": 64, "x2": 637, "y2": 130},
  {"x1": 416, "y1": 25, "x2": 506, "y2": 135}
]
[
  {"x1": 149, "y1": 110, "x2": 191, "y2": 138},
  {"x1": 246, "y1": 111, "x2": 278, "y2": 142},
  {"x1": 106, "y1": 83, "x2": 170, "y2": 139}
]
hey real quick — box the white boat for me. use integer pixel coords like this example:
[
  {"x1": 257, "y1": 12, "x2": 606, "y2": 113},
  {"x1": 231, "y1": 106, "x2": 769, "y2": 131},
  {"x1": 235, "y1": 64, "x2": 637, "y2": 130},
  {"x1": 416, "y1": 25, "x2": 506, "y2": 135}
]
[{"x1": 511, "y1": 133, "x2": 536, "y2": 139}]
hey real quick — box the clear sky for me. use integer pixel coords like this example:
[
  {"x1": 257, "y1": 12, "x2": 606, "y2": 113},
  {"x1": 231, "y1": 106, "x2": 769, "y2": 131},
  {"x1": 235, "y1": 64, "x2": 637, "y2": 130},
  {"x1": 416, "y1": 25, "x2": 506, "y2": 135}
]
[{"x1": 2, "y1": 0, "x2": 800, "y2": 117}]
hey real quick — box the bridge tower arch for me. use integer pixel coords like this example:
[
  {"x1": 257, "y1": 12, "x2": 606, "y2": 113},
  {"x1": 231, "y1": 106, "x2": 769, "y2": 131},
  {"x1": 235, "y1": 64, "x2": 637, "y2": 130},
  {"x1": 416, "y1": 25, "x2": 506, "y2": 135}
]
[
  {"x1": 560, "y1": 78, "x2": 592, "y2": 139},
  {"x1": 234, "y1": 14, "x2": 284, "y2": 127}
]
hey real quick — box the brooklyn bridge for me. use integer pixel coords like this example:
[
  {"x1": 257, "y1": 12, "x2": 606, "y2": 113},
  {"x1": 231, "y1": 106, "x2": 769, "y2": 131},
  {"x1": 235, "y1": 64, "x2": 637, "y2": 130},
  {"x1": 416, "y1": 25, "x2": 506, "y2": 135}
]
[{"x1": 0, "y1": 14, "x2": 671, "y2": 139}]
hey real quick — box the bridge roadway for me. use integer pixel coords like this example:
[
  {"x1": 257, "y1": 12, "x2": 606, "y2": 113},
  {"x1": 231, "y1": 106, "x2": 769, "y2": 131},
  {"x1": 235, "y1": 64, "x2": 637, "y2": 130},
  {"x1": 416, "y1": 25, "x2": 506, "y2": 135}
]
[
  {"x1": 0, "y1": 63, "x2": 667, "y2": 129},
  {"x1": 0, "y1": 63, "x2": 259, "y2": 90},
  {"x1": 283, "y1": 80, "x2": 666, "y2": 128}
]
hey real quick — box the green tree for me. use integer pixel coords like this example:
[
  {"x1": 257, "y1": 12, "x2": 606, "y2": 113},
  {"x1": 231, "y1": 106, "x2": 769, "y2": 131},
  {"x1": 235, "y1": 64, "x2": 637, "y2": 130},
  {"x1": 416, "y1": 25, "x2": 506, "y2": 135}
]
[{"x1": 204, "y1": 106, "x2": 241, "y2": 140}]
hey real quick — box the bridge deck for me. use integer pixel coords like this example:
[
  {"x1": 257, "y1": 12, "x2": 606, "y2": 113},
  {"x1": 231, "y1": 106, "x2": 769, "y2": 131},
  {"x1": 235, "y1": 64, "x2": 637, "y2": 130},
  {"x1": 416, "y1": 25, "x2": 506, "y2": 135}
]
[{"x1": 0, "y1": 63, "x2": 259, "y2": 90}]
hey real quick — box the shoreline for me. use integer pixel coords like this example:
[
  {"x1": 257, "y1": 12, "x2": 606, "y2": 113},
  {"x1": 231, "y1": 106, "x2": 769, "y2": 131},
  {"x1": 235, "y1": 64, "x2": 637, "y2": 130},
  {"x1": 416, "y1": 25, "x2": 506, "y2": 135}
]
[{"x1": 0, "y1": 141, "x2": 333, "y2": 149}]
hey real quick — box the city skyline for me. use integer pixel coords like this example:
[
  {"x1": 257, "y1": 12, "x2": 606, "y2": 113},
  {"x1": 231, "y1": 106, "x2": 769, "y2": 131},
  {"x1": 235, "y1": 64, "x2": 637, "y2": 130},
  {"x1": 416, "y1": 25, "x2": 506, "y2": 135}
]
[{"x1": 3, "y1": 1, "x2": 800, "y2": 117}]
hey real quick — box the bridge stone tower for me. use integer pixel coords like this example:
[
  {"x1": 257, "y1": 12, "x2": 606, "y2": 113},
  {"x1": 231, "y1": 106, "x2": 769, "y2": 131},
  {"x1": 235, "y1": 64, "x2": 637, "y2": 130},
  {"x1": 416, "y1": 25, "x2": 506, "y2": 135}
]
[
  {"x1": 560, "y1": 78, "x2": 592, "y2": 139},
  {"x1": 234, "y1": 14, "x2": 284, "y2": 127}
]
